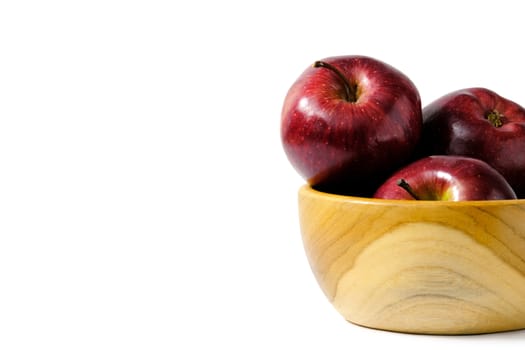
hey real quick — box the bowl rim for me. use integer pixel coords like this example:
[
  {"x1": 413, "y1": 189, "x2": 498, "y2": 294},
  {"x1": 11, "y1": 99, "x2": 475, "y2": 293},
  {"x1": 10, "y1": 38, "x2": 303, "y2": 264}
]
[{"x1": 300, "y1": 184, "x2": 525, "y2": 207}]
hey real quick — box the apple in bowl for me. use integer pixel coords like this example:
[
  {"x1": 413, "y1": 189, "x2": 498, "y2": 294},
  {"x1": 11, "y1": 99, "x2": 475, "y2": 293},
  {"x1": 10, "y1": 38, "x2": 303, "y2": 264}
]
[
  {"x1": 281, "y1": 55, "x2": 422, "y2": 195},
  {"x1": 420, "y1": 87, "x2": 525, "y2": 198},
  {"x1": 373, "y1": 155, "x2": 517, "y2": 201}
]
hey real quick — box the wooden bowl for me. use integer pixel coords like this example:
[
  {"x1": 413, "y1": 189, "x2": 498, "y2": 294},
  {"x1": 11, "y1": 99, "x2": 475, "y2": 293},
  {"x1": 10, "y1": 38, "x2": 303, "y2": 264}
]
[{"x1": 298, "y1": 185, "x2": 525, "y2": 334}]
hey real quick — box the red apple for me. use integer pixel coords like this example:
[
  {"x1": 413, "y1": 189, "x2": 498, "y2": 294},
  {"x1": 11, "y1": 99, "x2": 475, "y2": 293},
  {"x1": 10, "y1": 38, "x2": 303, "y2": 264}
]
[
  {"x1": 374, "y1": 155, "x2": 517, "y2": 200},
  {"x1": 281, "y1": 55, "x2": 422, "y2": 195},
  {"x1": 421, "y1": 87, "x2": 525, "y2": 198}
]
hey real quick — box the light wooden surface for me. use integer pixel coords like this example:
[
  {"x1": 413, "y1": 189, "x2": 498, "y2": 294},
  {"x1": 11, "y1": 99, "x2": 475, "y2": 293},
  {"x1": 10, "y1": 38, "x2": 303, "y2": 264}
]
[{"x1": 298, "y1": 185, "x2": 525, "y2": 334}]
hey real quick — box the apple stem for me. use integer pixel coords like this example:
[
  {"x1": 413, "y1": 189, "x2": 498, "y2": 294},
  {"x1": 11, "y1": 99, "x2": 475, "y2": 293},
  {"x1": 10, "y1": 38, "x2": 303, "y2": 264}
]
[
  {"x1": 397, "y1": 178, "x2": 420, "y2": 200},
  {"x1": 313, "y1": 61, "x2": 357, "y2": 102},
  {"x1": 486, "y1": 110, "x2": 504, "y2": 128}
]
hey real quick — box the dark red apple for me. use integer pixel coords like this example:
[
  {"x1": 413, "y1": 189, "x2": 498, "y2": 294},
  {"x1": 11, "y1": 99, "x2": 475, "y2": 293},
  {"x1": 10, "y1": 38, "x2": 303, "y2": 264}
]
[
  {"x1": 374, "y1": 155, "x2": 517, "y2": 200},
  {"x1": 281, "y1": 55, "x2": 422, "y2": 195},
  {"x1": 421, "y1": 87, "x2": 525, "y2": 198}
]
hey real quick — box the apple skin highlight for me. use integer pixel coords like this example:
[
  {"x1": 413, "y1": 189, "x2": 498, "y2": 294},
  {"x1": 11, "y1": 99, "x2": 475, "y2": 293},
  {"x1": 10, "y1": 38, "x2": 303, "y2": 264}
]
[
  {"x1": 421, "y1": 87, "x2": 525, "y2": 198},
  {"x1": 373, "y1": 155, "x2": 517, "y2": 201},
  {"x1": 281, "y1": 55, "x2": 422, "y2": 195}
]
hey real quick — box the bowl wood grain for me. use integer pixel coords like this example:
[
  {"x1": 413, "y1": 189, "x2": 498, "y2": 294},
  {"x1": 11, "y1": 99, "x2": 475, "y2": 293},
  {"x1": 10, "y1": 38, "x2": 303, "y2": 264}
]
[{"x1": 298, "y1": 185, "x2": 525, "y2": 334}]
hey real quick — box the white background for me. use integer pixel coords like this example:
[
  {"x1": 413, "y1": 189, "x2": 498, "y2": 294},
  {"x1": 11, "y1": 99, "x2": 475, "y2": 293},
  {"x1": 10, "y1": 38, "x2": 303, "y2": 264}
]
[{"x1": 1, "y1": 0, "x2": 525, "y2": 349}]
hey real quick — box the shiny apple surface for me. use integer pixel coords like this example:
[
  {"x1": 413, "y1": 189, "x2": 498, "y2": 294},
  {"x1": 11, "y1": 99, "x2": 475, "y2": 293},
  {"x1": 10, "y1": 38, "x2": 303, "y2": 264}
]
[
  {"x1": 373, "y1": 155, "x2": 516, "y2": 201},
  {"x1": 281, "y1": 55, "x2": 421, "y2": 193},
  {"x1": 422, "y1": 87, "x2": 525, "y2": 198}
]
